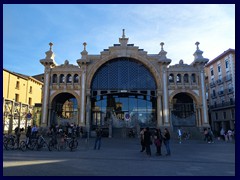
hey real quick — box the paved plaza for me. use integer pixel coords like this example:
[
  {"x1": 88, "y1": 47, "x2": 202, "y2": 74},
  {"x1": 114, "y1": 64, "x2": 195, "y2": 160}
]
[{"x1": 3, "y1": 137, "x2": 235, "y2": 176}]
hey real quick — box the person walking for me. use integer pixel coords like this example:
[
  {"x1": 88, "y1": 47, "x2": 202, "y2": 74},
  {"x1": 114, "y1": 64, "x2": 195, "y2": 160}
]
[
  {"x1": 177, "y1": 127, "x2": 182, "y2": 144},
  {"x1": 144, "y1": 127, "x2": 152, "y2": 157},
  {"x1": 14, "y1": 126, "x2": 21, "y2": 148},
  {"x1": 163, "y1": 128, "x2": 171, "y2": 156},
  {"x1": 26, "y1": 125, "x2": 32, "y2": 144},
  {"x1": 94, "y1": 127, "x2": 103, "y2": 150},
  {"x1": 140, "y1": 128, "x2": 146, "y2": 152},
  {"x1": 153, "y1": 128, "x2": 162, "y2": 156},
  {"x1": 208, "y1": 128, "x2": 214, "y2": 143}
]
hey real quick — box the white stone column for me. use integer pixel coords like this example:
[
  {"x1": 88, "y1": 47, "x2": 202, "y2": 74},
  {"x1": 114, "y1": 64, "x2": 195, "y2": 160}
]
[
  {"x1": 198, "y1": 108, "x2": 201, "y2": 126},
  {"x1": 47, "y1": 107, "x2": 52, "y2": 126},
  {"x1": 80, "y1": 67, "x2": 86, "y2": 123},
  {"x1": 41, "y1": 69, "x2": 50, "y2": 125},
  {"x1": 86, "y1": 93, "x2": 91, "y2": 140},
  {"x1": 157, "y1": 91, "x2": 163, "y2": 127},
  {"x1": 200, "y1": 70, "x2": 208, "y2": 124},
  {"x1": 162, "y1": 69, "x2": 170, "y2": 125}
]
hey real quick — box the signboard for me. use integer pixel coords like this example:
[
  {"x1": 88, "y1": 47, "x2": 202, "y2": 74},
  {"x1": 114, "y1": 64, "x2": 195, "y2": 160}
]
[
  {"x1": 26, "y1": 113, "x2": 32, "y2": 119},
  {"x1": 124, "y1": 113, "x2": 130, "y2": 121}
]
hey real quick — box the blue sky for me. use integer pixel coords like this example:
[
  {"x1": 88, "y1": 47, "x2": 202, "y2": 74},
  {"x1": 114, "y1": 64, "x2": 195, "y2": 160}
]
[{"x1": 3, "y1": 4, "x2": 235, "y2": 76}]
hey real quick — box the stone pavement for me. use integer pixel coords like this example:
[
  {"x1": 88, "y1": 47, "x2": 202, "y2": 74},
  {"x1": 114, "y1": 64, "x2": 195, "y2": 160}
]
[{"x1": 3, "y1": 137, "x2": 235, "y2": 176}]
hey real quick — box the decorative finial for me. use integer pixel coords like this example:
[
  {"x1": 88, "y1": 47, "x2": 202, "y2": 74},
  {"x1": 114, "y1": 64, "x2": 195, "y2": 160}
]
[
  {"x1": 122, "y1": 29, "x2": 125, "y2": 38},
  {"x1": 179, "y1": 59, "x2": 184, "y2": 64},
  {"x1": 160, "y1": 42, "x2": 164, "y2": 50},
  {"x1": 195, "y1": 42, "x2": 200, "y2": 50},
  {"x1": 83, "y1": 42, "x2": 87, "y2": 51},
  {"x1": 49, "y1": 42, "x2": 53, "y2": 51}
]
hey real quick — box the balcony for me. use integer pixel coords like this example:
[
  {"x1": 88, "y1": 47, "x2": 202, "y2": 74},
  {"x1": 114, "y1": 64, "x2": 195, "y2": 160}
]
[
  {"x1": 227, "y1": 87, "x2": 234, "y2": 94},
  {"x1": 225, "y1": 74, "x2": 232, "y2": 82},
  {"x1": 210, "y1": 81, "x2": 216, "y2": 87},
  {"x1": 211, "y1": 94, "x2": 217, "y2": 99},
  {"x1": 216, "y1": 79, "x2": 223, "y2": 85},
  {"x1": 218, "y1": 91, "x2": 225, "y2": 96},
  {"x1": 210, "y1": 100, "x2": 235, "y2": 109}
]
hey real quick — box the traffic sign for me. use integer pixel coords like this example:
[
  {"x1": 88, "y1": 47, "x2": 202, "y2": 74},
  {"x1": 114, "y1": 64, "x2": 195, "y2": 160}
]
[{"x1": 124, "y1": 113, "x2": 130, "y2": 121}]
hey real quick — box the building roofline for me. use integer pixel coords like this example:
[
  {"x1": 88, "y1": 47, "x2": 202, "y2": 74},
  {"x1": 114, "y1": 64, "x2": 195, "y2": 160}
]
[
  {"x1": 205, "y1": 48, "x2": 235, "y2": 67},
  {"x1": 3, "y1": 68, "x2": 29, "y2": 80},
  {"x1": 3, "y1": 68, "x2": 43, "y2": 85}
]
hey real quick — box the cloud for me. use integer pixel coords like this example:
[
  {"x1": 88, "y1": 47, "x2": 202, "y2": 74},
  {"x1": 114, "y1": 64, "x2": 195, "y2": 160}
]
[{"x1": 3, "y1": 4, "x2": 235, "y2": 76}]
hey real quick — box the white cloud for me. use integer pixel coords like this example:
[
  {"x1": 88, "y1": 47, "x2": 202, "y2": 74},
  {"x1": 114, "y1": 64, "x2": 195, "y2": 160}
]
[{"x1": 3, "y1": 4, "x2": 235, "y2": 75}]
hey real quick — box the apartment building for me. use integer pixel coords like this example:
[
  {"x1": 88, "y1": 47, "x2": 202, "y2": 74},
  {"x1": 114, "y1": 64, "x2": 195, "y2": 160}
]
[
  {"x1": 3, "y1": 68, "x2": 43, "y2": 133},
  {"x1": 205, "y1": 49, "x2": 235, "y2": 135}
]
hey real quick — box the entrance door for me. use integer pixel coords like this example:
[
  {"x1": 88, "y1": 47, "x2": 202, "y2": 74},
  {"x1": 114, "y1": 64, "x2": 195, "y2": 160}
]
[
  {"x1": 171, "y1": 93, "x2": 196, "y2": 127},
  {"x1": 91, "y1": 92, "x2": 157, "y2": 129}
]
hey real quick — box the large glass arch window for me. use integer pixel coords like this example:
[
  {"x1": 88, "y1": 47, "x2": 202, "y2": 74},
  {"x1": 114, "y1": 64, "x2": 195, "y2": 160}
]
[
  {"x1": 91, "y1": 58, "x2": 157, "y2": 90},
  {"x1": 91, "y1": 58, "x2": 157, "y2": 129}
]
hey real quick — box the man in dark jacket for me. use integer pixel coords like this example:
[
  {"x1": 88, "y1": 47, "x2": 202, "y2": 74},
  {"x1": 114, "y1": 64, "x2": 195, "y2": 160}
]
[
  {"x1": 94, "y1": 127, "x2": 103, "y2": 150},
  {"x1": 144, "y1": 127, "x2": 152, "y2": 156}
]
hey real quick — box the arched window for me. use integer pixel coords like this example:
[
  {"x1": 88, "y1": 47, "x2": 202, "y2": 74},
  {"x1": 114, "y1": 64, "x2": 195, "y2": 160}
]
[
  {"x1": 184, "y1": 74, "x2": 189, "y2": 83},
  {"x1": 191, "y1": 73, "x2": 196, "y2": 83},
  {"x1": 176, "y1": 74, "x2": 181, "y2": 83},
  {"x1": 73, "y1": 74, "x2": 79, "y2": 83},
  {"x1": 169, "y1": 73, "x2": 174, "y2": 83},
  {"x1": 66, "y1": 74, "x2": 72, "y2": 83},
  {"x1": 59, "y1": 74, "x2": 65, "y2": 83},
  {"x1": 52, "y1": 74, "x2": 57, "y2": 83},
  {"x1": 91, "y1": 58, "x2": 156, "y2": 90}
]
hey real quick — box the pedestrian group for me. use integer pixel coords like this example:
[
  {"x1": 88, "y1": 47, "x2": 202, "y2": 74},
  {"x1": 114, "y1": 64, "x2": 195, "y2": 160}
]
[{"x1": 140, "y1": 127, "x2": 171, "y2": 157}]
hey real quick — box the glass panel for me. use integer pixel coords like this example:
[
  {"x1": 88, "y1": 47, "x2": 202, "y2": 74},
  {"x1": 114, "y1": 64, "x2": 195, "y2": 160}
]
[
  {"x1": 91, "y1": 93, "x2": 157, "y2": 128},
  {"x1": 129, "y1": 96, "x2": 137, "y2": 112},
  {"x1": 108, "y1": 62, "x2": 118, "y2": 89},
  {"x1": 91, "y1": 58, "x2": 156, "y2": 90}
]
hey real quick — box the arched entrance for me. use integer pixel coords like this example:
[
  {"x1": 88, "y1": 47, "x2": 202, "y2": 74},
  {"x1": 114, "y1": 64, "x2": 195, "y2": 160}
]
[
  {"x1": 50, "y1": 93, "x2": 78, "y2": 126},
  {"x1": 90, "y1": 57, "x2": 157, "y2": 132},
  {"x1": 171, "y1": 93, "x2": 196, "y2": 128}
]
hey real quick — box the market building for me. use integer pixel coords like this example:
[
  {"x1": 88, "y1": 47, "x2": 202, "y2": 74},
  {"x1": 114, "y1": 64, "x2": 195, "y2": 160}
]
[{"x1": 39, "y1": 30, "x2": 210, "y2": 137}]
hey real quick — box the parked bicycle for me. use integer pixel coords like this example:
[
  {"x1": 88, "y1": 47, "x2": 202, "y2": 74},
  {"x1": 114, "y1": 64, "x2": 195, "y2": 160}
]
[
  {"x1": 58, "y1": 133, "x2": 71, "y2": 151},
  {"x1": 48, "y1": 132, "x2": 59, "y2": 151},
  {"x1": 69, "y1": 133, "x2": 78, "y2": 151},
  {"x1": 4, "y1": 134, "x2": 23, "y2": 151},
  {"x1": 20, "y1": 134, "x2": 50, "y2": 151}
]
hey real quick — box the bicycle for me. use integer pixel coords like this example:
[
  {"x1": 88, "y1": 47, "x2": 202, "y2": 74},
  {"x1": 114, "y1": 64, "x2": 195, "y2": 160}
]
[
  {"x1": 58, "y1": 134, "x2": 71, "y2": 151},
  {"x1": 5, "y1": 134, "x2": 22, "y2": 151},
  {"x1": 3, "y1": 134, "x2": 9, "y2": 150},
  {"x1": 69, "y1": 133, "x2": 78, "y2": 151},
  {"x1": 48, "y1": 133, "x2": 59, "y2": 151},
  {"x1": 20, "y1": 134, "x2": 50, "y2": 151}
]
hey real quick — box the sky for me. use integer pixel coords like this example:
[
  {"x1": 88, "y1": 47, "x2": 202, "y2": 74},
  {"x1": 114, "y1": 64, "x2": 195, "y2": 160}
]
[{"x1": 3, "y1": 4, "x2": 235, "y2": 76}]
